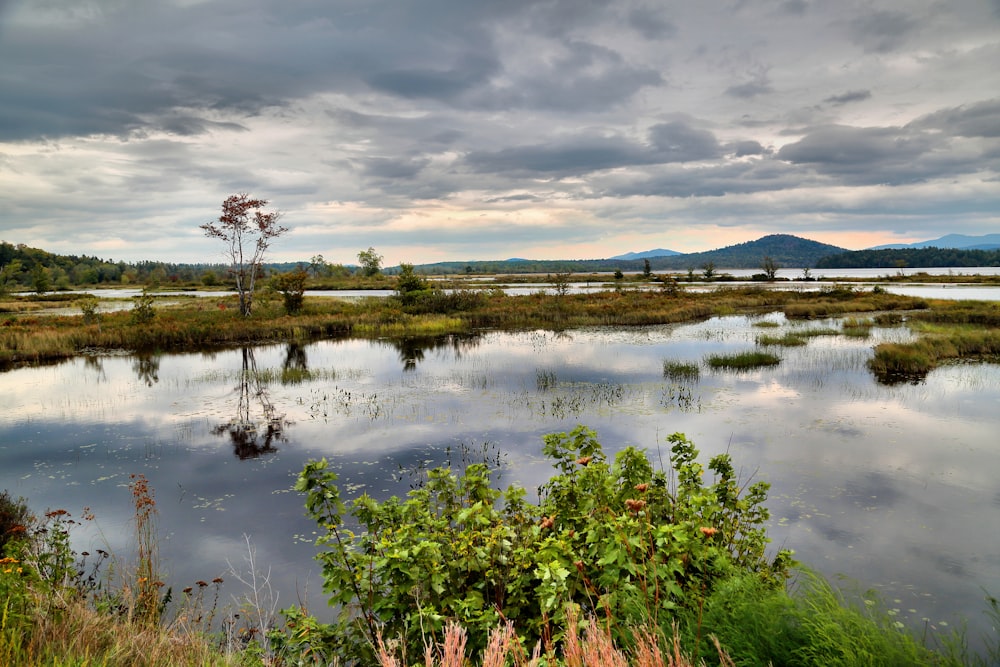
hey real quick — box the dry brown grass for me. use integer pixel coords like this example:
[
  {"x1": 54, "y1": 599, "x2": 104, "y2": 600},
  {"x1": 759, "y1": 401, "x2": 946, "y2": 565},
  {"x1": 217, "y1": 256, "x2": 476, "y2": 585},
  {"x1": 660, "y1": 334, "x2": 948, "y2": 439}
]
[
  {"x1": 4, "y1": 591, "x2": 233, "y2": 667},
  {"x1": 374, "y1": 608, "x2": 735, "y2": 667}
]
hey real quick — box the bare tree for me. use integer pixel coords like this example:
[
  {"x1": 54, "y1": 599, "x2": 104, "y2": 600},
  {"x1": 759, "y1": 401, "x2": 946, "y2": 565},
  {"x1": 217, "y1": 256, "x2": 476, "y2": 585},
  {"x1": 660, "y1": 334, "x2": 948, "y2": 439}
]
[
  {"x1": 761, "y1": 256, "x2": 779, "y2": 281},
  {"x1": 202, "y1": 194, "x2": 286, "y2": 316}
]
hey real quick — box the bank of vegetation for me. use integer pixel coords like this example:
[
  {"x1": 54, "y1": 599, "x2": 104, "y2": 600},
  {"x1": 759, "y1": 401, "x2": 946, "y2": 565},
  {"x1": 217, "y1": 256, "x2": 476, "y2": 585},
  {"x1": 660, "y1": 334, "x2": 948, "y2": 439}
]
[
  {"x1": 1, "y1": 283, "x2": 931, "y2": 369},
  {"x1": 4, "y1": 280, "x2": 1000, "y2": 385},
  {"x1": 3, "y1": 428, "x2": 997, "y2": 666}
]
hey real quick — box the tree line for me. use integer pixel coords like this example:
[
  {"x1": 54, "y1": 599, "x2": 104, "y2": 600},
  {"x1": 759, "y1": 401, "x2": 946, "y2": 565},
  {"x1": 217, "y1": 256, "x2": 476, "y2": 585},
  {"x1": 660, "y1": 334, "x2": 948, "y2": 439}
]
[
  {"x1": 0, "y1": 241, "x2": 236, "y2": 294},
  {"x1": 816, "y1": 247, "x2": 1000, "y2": 269}
]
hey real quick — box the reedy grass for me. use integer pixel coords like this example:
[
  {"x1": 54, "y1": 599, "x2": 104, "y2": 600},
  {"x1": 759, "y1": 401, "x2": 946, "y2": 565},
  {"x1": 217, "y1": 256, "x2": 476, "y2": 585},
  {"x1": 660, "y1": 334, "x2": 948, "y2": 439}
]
[
  {"x1": 756, "y1": 332, "x2": 809, "y2": 346},
  {"x1": 685, "y1": 572, "x2": 968, "y2": 667},
  {"x1": 662, "y1": 360, "x2": 700, "y2": 382},
  {"x1": 840, "y1": 317, "x2": 874, "y2": 338},
  {"x1": 869, "y1": 301, "x2": 1000, "y2": 382},
  {"x1": 375, "y1": 612, "x2": 735, "y2": 667},
  {"x1": 706, "y1": 351, "x2": 781, "y2": 370}
]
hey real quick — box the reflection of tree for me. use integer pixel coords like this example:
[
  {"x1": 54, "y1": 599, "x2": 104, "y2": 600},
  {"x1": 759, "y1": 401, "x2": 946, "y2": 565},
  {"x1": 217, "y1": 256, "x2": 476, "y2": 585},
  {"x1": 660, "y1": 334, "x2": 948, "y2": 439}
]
[
  {"x1": 281, "y1": 342, "x2": 310, "y2": 384},
  {"x1": 382, "y1": 334, "x2": 483, "y2": 371},
  {"x1": 212, "y1": 348, "x2": 288, "y2": 460},
  {"x1": 83, "y1": 355, "x2": 106, "y2": 381},
  {"x1": 132, "y1": 352, "x2": 160, "y2": 387}
]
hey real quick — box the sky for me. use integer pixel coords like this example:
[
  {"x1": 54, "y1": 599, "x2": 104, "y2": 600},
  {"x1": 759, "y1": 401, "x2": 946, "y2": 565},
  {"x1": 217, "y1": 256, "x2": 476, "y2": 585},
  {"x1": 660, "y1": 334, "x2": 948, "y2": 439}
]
[{"x1": 1, "y1": 0, "x2": 998, "y2": 267}]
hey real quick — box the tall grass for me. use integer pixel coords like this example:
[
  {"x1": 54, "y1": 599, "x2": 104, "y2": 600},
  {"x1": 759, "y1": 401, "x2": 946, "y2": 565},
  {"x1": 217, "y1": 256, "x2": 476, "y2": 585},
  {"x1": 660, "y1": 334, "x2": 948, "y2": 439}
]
[
  {"x1": 374, "y1": 610, "x2": 735, "y2": 667},
  {"x1": 0, "y1": 479, "x2": 240, "y2": 666},
  {"x1": 685, "y1": 572, "x2": 964, "y2": 667}
]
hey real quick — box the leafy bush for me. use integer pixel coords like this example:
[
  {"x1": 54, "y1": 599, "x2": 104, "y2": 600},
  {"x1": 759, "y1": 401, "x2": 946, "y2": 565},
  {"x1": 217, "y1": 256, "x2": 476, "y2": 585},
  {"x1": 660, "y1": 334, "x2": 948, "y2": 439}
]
[
  {"x1": 269, "y1": 268, "x2": 309, "y2": 314},
  {"x1": 294, "y1": 427, "x2": 793, "y2": 662}
]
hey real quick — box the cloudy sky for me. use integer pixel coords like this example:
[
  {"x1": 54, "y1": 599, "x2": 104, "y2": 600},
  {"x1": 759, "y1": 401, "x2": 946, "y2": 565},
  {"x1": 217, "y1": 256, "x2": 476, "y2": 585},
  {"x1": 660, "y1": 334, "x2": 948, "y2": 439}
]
[{"x1": 1, "y1": 0, "x2": 998, "y2": 266}]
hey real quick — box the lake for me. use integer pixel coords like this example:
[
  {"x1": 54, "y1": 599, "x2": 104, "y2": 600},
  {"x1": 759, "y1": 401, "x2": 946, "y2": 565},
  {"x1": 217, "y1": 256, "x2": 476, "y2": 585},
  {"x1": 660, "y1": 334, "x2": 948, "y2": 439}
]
[{"x1": 2, "y1": 312, "x2": 999, "y2": 653}]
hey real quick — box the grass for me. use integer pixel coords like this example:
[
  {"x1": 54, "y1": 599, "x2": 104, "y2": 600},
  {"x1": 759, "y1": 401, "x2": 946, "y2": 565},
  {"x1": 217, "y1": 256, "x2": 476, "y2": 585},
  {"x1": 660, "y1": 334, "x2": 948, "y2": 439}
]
[
  {"x1": 868, "y1": 300, "x2": 1000, "y2": 382},
  {"x1": 756, "y1": 324, "x2": 839, "y2": 347},
  {"x1": 757, "y1": 332, "x2": 810, "y2": 346},
  {"x1": 841, "y1": 317, "x2": 874, "y2": 338},
  {"x1": 706, "y1": 350, "x2": 781, "y2": 370},
  {"x1": 662, "y1": 360, "x2": 700, "y2": 382}
]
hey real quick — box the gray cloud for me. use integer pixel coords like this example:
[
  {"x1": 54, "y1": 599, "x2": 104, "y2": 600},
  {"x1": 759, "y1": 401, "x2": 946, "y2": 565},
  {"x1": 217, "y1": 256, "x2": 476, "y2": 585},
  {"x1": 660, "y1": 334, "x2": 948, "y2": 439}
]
[
  {"x1": 464, "y1": 134, "x2": 651, "y2": 176},
  {"x1": 0, "y1": 0, "x2": 997, "y2": 263},
  {"x1": 910, "y1": 98, "x2": 1000, "y2": 138},
  {"x1": 627, "y1": 6, "x2": 677, "y2": 39},
  {"x1": 776, "y1": 125, "x2": 941, "y2": 183},
  {"x1": 726, "y1": 80, "x2": 774, "y2": 99},
  {"x1": 845, "y1": 9, "x2": 918, "y2": 53},
  {"x1": 648, "y1": 121, "x2": 721, "y2": 161},
  {"x1": 730, "y1": 140, "x2": 768, "y2": 157},
  {"x1": 823, "y1": 89, "x2": 872, "y2": 106}
]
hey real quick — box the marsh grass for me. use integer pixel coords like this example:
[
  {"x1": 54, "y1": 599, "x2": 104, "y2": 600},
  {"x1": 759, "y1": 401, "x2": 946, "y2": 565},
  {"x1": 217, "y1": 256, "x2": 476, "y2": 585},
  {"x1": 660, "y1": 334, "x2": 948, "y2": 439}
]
[
  {"x1": 756, "y1": 332, "x2": 809, "y2": 346},
  {"x1": 706, "y1": 351, "x2": 781, "y2": 370},
  {"x1": 662, "y1": 360, "x2": 700, "y2": 382},
  {"x1": 2, "y1": 288, "x2": 939, "y2": 369},
  {"x1": 841, "y1": 317, "x2": 874, "y2": 338},
  {"x1": 869, "y1": 301, "x2": 1000, "y2": 382}
]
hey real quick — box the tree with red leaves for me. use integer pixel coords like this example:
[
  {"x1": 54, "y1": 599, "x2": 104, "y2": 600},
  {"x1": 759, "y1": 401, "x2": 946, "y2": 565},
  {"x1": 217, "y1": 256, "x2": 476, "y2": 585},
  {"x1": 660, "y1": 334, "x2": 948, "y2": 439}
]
[{"x1": 201, "y1": 193, "x2": 286, "y2": 317}]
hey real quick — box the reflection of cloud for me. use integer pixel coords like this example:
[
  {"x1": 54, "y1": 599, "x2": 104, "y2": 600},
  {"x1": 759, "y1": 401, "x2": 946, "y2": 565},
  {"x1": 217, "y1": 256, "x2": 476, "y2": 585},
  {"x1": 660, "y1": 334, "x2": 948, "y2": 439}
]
[
  {"x1": 812, "y1": 519, "x2": 860, "y2": 545},
  {"x1": 842, "y1": 472, "x2": 902, "y2": 509}
]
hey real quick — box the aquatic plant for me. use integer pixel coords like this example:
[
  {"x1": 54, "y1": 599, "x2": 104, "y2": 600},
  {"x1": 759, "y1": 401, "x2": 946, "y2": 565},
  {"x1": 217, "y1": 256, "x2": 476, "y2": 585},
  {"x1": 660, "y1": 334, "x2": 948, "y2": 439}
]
[{"x1": 706, "y1": 351, "x2": 781, "y2": 370}]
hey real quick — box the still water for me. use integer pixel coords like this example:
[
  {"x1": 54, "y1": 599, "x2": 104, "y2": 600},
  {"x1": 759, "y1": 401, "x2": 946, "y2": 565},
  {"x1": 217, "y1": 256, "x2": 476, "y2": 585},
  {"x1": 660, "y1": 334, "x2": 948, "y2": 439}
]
[{"x1": 2, "y1": 315, "x2": 999, "y2": 650}]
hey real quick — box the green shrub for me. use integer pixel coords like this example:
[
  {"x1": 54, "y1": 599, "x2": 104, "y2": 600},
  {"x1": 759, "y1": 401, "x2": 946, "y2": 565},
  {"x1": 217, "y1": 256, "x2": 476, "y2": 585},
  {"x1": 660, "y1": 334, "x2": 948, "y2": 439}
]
[
  {"x1": 269, "y1": 268, "x2": 309, "y2": 314},
  {"x1": 131, "y1": 289, "x2": 156, "y2": 325},
  {"x1": 294, "y1": 427, "x2": 793, "y2": 662}
]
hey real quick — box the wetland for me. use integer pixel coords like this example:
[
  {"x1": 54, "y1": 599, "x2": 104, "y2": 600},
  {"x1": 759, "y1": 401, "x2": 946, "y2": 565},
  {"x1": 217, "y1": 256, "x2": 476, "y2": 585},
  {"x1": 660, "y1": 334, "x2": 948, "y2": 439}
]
[{"x1": 2, "y1": 284, "x2": 1000, "y2": 657}]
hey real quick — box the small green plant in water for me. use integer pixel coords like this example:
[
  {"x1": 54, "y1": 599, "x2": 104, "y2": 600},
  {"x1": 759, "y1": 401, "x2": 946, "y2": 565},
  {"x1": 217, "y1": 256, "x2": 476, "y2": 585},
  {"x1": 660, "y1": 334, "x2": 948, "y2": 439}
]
[
  {"x1": 663, "y1": 360, "x2": 700, "y2": 382},
  {"x1": 706, "y1": 351, "x2": 781, "y2": 370}
]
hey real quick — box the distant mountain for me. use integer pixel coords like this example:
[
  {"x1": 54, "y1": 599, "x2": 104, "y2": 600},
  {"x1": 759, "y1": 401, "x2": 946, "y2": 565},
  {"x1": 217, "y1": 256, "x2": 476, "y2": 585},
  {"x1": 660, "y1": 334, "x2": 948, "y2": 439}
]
[
  {"x1": 610, "y1": 248, "x2": 680, "y2": 260},
  {"x1": 871, "y1": 234, "x2": 1000, "y2": 251},
  {"x1": 642, "y1": 234, "x2": 847, "y2": 271},
  {"x1": 414, "y1": 234, "x2": 846, "y2": 274}
]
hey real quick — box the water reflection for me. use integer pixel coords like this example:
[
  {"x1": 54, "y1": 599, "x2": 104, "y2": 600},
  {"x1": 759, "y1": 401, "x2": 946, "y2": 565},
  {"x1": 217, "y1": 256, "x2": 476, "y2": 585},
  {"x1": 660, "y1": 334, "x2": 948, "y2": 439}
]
[
  {"x1": 132, "y1": 352, "x2": 161, "y2": 387},
  {"x1": 281, "y1": 342, "x2": 310, "y2": 385},
  {"x1": 211, "y1": 348, "x2": 288, "y2": 459},
  {"x1": 381, "y1": 333, "x2": 483, "y2": 371}
]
